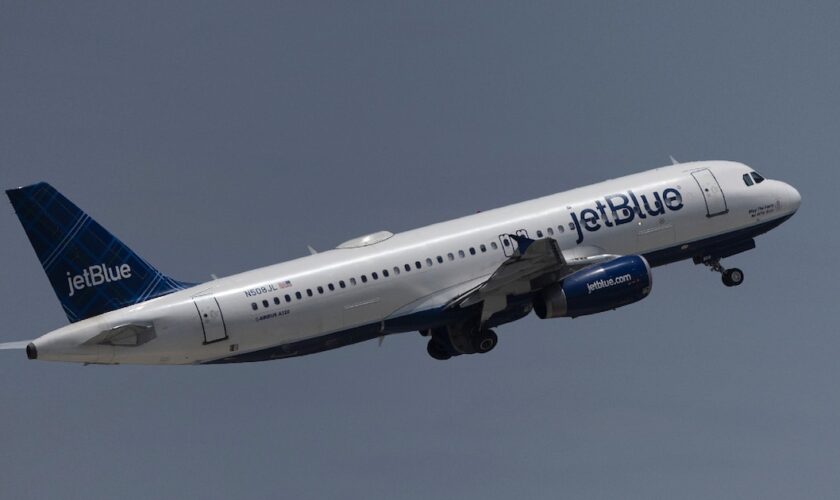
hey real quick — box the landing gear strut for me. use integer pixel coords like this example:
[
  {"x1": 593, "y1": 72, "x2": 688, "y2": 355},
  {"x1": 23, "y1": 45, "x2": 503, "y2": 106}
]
[{"x1": 704, "y1": 258, "x2": 744, "y2": 287}]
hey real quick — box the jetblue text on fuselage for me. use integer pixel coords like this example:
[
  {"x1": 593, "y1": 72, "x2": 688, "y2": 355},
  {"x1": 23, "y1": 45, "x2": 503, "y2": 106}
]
[
  {"x1": 66, "y1": 264, "x2": 132, "y2": 297},
  {"x1": 570, "y1": 188, "x2": 683, "y2": 244}
]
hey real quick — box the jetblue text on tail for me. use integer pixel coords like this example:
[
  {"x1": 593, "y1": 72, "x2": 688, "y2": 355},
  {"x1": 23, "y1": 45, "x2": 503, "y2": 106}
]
[{"x1": 67, "y1": 264, "x2": 132, "y2": 297}]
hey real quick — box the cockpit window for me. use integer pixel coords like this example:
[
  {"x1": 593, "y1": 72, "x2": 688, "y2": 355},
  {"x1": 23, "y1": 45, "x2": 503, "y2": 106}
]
[
  {"x1": 743, "y1": 173, "x2": 754, "y2": 186},
  {"x1": 751, "y1": 172, "x2": 765, "y2": 184}
]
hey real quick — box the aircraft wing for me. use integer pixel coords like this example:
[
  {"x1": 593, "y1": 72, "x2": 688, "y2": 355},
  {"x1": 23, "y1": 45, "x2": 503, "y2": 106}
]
[{"x1": 447, "y1": 235, "x2": 617, "y2": 324}]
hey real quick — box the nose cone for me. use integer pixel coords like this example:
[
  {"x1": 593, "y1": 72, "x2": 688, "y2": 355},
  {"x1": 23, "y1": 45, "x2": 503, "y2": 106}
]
[{"x1": 780, "y1": 182, "x2": 801, "y2": 214}]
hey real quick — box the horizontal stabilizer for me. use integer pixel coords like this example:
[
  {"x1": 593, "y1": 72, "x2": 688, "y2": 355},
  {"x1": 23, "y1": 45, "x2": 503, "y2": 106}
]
[
  {"x1": 0, "y1": 341, "x2": 31, "y2": 350},
  {"x1": 83, "y1": 323, "x2": 156, "y2": 347}
]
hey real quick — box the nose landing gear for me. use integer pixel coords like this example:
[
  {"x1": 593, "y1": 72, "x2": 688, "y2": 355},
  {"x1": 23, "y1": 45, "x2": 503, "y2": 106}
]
[
  {"x1": 722, "y1": 268, "x2": 744, "y2": 287},
  {"x1": 703, "y1": 258, "x2": 744, "y2": 287}
]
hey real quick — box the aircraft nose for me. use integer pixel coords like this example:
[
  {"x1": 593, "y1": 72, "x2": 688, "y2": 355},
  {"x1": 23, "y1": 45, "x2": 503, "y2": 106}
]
[{"x1": 780, "y1": 182, "x2": 801, "y2": 214}]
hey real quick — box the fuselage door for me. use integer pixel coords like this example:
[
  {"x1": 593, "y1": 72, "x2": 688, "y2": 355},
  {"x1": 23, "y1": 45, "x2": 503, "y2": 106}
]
[
  {"x1": 499, "y1": 230, "x2": 530, "y2": 257},
  {"x1": 498, "y1": 234, "x2": 515, "y2": 257},
  {"x1": 691, "y1": 169, "x2": 728, "y2": 217},
  {"x1": 193, "y1": 294, "x2": 228, "y2": 344}
]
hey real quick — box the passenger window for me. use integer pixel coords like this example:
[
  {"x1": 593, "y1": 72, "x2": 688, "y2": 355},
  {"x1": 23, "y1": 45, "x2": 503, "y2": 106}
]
[
  {"x1": 436, "y1": 255, "x2": 443, "y2": 264},
  {"x1": 371, "y1": 272, "x2": 378, "y2": 280},
  {"x1": 350, "y1": 277, "x2": 357, "y2": 285},
  {"x1": 751, "y1": 172, "x2": 765, "y2": 184},
  {"x1": 393, "y1": 266, "x2": 400, "y2": 275},
  {"x1": 251, "y1": 302, "x2": 258, "y2": 311},
  {"x1": 490, "y1": 242, "x2": 498, "y2": 250},
  {"x1": 536, "y1": 230, "x2": 543, "y2": 238},
  {"x1": 557, "y1": 225, "x2": 564, "y2": 233},
  {"x1": 480, "y1": 244, "x2": 487, "y2": 252},
  {"x1": 317, "y1": 286, "x2": 324, "y2": 294},
  {"x1": 262, "y1": 300, "x2": 269, "y2": 308},
  {"x1": 328, "y1": 283, "x2": 335, "y2": 291},
  {"x1": 547, "y1": 227, "x2": 554, "y2": 236},
  {"x1": 295, "y1": 291, "x2": 302, "y2": 299},
  {"x1": 306, "y1": 289, "x2": 313, "y2": 297},
  {"x1": 285, "y1": 294, "x2": 291, "y2": 302},
  {"x1": 274, "y1": 297, "x2": 281, "y2": 305},
  {"x1": 361, "y1": 275, "x2": 368, "y2": 283},
  {"x1": 383, "y1": 269, "x2": 389, "y2": 277},
  {"x1": 743, "y1": 173, "x2": 754, "y2": 186},
  {"x1": 405, "y1": 264, "x2": 411, "y2": 272},
  {"x1": 425, "y1": 258, "x2": 433, "y2": 267},
  {"x1": 469, "y1": 247, "x2": 476, "y2": 255},
  {"x1": 415, "y1": 261, "x2": 422, "y2": 269},
  {"x1": 447, "y1": 253, "x2": 454, "y2": 261},
  {"x1": 503, "y1": 238, "x2": 510, "y2": 247},
  {"x1": 569, "y1": 222, "x2": 576, "y2": 230},
  {"x1": 339, "y1": 280, "x2": 346, "y2": 288},
  {"x1": 458, "y1": 250, "x2": 465, "y2": 258}
]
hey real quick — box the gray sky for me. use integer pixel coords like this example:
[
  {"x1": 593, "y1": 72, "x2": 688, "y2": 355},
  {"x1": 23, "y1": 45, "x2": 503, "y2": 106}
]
[{"x1": 1, "y1": 2, "x2": 838, "y2": 499}]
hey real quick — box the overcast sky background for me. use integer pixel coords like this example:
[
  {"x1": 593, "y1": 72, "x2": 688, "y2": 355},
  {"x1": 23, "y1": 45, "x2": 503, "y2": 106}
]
[{"x1": 1, "y1": 2, "x2": 838, "y2": 499}]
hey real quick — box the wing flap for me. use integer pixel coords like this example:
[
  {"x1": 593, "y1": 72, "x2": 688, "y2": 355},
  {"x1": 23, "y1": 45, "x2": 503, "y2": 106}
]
[{"x1": 458, "y1": 237, "x2": 565, "y2": 308}]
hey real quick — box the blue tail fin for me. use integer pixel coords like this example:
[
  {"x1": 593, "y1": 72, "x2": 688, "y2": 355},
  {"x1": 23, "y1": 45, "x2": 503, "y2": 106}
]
[{"x1": 6, "y1": 182, "x2": 192, "y2": 322}]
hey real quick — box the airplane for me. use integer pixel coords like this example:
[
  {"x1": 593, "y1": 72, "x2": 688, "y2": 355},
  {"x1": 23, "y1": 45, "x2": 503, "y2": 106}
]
[{"x1": 0, "y1": 160, "x2": 800, "y2": 365}]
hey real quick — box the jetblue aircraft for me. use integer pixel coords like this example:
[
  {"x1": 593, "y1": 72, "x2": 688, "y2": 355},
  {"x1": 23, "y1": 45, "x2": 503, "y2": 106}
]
[{"x1": 1, "y1": 161, "x2": 799, "y2": 364}]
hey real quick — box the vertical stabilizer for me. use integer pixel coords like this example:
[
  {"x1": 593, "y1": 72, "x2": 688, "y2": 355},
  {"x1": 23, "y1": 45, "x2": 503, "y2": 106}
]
[{"x1": 6, "y1": 182, "x2": 192, "y2": 322}]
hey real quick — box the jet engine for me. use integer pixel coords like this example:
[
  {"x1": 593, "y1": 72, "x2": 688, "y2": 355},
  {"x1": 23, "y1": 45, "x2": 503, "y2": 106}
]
[{"x1": 533, "y1": 255, "x2": 652, "y2": 318}]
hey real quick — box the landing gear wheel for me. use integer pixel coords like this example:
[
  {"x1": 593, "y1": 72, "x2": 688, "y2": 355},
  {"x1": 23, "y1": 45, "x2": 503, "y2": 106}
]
[
  {"x1": 426, "y1": 340, "x2": 451, "y2": 360},
  {"x1": 472, "y1": 329, "x2": 498, "y2": 354},
  {"x1": 722, "y1": 268, "x2": 744, "y2": 287},
  {"x1": 702, "y1": 257, "x2": 744, "y2": 288}
]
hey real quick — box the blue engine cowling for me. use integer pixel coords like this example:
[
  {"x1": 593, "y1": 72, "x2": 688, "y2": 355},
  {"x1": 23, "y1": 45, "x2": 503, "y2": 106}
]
[{"x1": 533, "y1": 255, "x2": 652, "y2": 318}]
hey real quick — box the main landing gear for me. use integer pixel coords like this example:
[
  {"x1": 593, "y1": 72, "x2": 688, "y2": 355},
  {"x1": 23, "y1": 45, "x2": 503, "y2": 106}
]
[
  {"x1": 424, "y1": 328, "x2": 498, "y2": 360},
  {"x1": 703, "y1": 258, "x2": 744, "y2": 287},
  {"x1": 426, "y1": 339, "x2": 451, "y2": 360}
]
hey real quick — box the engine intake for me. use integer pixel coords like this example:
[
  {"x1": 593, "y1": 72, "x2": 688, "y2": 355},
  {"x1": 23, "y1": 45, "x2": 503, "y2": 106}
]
[{"x1": 534, "y1": 255, "x2": 652, "y2": 318}]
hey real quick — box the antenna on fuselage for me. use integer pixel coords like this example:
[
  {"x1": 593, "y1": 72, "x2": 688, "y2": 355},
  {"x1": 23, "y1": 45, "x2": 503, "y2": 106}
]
[
  {"x1": 669, "y1": 155, "x2": 680, "y2": 165},
  {"x1": 307, "y1": 245, "x2": 318, "y2": 255}
]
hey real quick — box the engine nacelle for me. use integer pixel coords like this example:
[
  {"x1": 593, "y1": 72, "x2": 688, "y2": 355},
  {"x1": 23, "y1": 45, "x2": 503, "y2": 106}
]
[{"x1": 533, "y1": 255, "x2": 652, "y2": 318}]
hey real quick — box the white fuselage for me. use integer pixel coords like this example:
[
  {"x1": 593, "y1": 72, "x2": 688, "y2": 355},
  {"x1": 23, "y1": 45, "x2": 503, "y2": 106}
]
[{"x1": 30, "y1": 161, "x2": 801, "y2": 364}]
